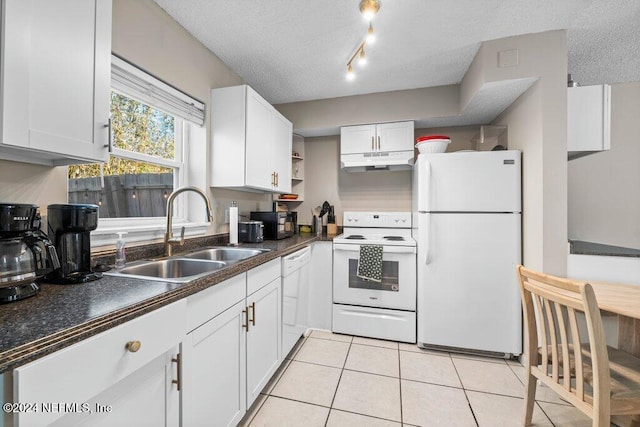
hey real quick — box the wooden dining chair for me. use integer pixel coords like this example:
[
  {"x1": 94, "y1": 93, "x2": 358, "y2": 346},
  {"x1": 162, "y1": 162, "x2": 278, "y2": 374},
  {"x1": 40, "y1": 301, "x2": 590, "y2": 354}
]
[{"x1": 517, "y1": 265, "x2": 640, "y2": 426}]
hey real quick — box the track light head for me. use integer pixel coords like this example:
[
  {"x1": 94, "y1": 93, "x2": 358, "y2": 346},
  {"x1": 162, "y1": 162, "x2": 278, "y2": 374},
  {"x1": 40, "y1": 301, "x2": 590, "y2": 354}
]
[
  {"x1": 358, "y1": 49, "x2": 367, "y2": 66},
  {"x1": 367, "y1": 23, "x2": 376, "y2": 44},
  {"x1": 359, "y1": 0, "x2": 381, "y2": 21},
  {"x1": 346, "y1": 64, "x2": 355, "y2": 81}
]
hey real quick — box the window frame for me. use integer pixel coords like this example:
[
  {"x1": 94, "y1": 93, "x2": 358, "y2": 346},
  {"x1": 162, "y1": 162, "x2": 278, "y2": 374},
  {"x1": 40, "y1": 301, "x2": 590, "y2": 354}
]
[{"x1": 87, "y1": 58, "x2": 209, "y2": 248}]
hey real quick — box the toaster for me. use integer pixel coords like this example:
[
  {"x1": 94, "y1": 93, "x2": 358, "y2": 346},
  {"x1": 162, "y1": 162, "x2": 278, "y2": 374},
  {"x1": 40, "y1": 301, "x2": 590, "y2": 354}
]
[{"x1": 238, "y1": 221, "x2": 264, "y2": 243}]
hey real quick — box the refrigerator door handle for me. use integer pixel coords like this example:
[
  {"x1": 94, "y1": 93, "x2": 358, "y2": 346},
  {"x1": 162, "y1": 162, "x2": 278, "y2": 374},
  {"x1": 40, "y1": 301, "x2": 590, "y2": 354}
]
[
  {"x1": 424, "y1": 213, "x2": 432, "y2": 265},
  {"x1": 423, "y1": 158, "x2": 432, "y2": 213}
]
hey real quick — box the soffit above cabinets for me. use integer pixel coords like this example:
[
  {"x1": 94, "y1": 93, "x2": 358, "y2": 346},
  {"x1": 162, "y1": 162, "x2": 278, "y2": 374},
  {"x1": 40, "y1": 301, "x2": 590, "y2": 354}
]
[{"x1": 295, "y1": 78, "x2": 537, "y2": 138}]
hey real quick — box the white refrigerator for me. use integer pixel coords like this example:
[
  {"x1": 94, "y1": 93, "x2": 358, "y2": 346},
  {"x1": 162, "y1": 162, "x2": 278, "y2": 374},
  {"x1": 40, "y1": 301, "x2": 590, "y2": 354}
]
[{"x1": 412, "y1": 150, "x2": 522, "y2": 357}]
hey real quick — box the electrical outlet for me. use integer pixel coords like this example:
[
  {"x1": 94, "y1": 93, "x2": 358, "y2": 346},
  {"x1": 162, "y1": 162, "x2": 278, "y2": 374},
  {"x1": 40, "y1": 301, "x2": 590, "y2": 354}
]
[{"x1": 224, "y1": 208, "x2": 229, "y2": 224}]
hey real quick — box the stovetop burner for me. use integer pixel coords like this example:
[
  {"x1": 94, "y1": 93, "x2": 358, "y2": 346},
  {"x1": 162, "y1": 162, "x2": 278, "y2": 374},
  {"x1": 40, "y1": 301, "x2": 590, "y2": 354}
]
[
  {"x1": 345, "y1": 235, "x2": 365, "y2": 240},
  {"x1": 384, "y1": 236, "x2": 405, "y2": 241}
]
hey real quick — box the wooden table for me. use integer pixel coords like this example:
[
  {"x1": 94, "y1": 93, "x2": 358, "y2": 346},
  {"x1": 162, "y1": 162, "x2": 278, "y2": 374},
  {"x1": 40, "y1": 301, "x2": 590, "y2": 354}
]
[
  {"x1": 589, "y1": 281, "x2": 640, "y2": 427},
  {"x1": 590, "y1": 281, "x2": 640, "y2": 355}
]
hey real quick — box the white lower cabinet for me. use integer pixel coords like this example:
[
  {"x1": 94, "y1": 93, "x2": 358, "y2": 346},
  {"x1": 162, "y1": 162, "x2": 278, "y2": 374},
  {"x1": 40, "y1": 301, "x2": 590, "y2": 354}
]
[
  {"x1": 246, "y1": 278, "x2": 282, "y2": 407},
  {"x1": 308, "y1": 241, "x2": 333, "y2": 330},
  {"x1": 7, "y1": 259, "x2": 285, "y2": 427},
  {"x1": 182, "y1": 300, "x2": 247, "y2": 427},
  {"x1": 181, "y1": 258, "x2": 282, "y2": 426},
  {"x1": 12, "y1": 300, "x2": 186, "y2": 427}
]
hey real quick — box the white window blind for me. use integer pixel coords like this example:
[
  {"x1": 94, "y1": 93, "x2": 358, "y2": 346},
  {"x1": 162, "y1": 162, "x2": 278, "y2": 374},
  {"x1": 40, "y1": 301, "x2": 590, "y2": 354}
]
[{"x1": 111, "y1": 55, "x2": 205, "y2": 126}]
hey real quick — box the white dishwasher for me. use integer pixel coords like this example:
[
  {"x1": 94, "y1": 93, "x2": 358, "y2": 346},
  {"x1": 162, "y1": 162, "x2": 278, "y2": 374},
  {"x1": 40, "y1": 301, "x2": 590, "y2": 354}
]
[{"x1": 281, "y1": 246, "x2": 311, "y2": 356}]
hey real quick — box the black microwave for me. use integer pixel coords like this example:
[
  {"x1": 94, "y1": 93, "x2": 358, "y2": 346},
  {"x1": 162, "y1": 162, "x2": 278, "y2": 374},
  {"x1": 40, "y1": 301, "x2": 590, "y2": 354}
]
[{"x1": 249, "y1": 212, "x2": 293, "y2": 240}]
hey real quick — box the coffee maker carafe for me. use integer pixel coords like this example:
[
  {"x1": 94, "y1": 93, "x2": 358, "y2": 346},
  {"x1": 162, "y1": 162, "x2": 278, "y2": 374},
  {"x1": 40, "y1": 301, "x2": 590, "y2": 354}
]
[
  {"x1": 0, "y1": 203, "x2": 60, "y2": 303},
  {"x1": 46, "y1": 204, "x2": 102, "y2": 284}
]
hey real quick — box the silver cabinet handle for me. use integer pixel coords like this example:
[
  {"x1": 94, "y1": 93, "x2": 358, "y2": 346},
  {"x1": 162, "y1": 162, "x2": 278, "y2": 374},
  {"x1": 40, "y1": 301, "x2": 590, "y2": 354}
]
[
  {"x1": 172, "y1": 353, "x2": 182, "y2": 391},
  {"x1": 371, "y1": 136, "x2": 374, "y2": 150},
  {"x1": 103, "y1": 119, "x2": 112, "y2": 151},
  {"x1": 249, "y1": 302, "x2": 256, "y2": 326},
  {"x1": 377, "y1": 135, "x2": 381, "y2": 150}
]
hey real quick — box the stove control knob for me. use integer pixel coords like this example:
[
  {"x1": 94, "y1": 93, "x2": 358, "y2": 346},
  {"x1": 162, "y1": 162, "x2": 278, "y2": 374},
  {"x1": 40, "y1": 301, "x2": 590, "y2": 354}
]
[
  {"x1": 354, "y1": 218, "x2": 359, "y2": 222},
  {"x1": 347, "y1": 218, "x2": 352, "y2": 222},
  {"x1": 402, "y1": 219, "x2": 407, "y2": 223},
  {"x1": 395, "y1": 219, "x2": 400, "y2": 223}
]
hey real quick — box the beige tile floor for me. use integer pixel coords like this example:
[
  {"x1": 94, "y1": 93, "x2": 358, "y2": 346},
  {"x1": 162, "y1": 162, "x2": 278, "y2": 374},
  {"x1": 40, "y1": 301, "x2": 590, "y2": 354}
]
[{"x1": 240, "y1": 330, "x2": 594, "y2": 427}]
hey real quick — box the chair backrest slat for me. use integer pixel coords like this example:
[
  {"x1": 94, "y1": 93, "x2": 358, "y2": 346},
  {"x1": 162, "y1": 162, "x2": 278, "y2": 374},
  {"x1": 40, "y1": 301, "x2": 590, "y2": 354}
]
[
  {"x1": 553, "y1": 301, "x2": 572, "y2": 390},
  {"x1": 544, "y1": 298, "x2": 560, "y2": 381},
  {"x1": 567, "y1": 306, "x2": 585, "y2": 399},
  {"x1": 532, "y1": 293, "x2": 548, "y2": 374}
]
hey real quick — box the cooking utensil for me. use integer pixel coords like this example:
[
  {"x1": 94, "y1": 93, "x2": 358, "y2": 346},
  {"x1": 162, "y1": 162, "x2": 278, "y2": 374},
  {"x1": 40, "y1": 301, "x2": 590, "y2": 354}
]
[{"x1": 319, "y1": 201, "x2": 331, "y2": 218}]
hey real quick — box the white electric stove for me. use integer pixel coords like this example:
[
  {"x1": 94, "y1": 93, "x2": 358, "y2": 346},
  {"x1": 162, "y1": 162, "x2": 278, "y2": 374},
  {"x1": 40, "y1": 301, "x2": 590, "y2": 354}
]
[{"x1": 332, "y1": 212, "x2": 417, "y2": 343}]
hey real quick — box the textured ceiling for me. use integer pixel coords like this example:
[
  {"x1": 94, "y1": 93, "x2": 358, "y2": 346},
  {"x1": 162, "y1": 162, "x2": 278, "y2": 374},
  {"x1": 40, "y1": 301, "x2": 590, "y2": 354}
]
[{"x1": 153, "y1": 0, "x2": 640, "y2": 105}]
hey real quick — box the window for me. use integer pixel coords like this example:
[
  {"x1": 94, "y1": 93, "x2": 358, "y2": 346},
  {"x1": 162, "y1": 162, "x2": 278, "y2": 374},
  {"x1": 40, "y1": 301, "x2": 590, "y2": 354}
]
[
  {"x1": 68, "y1": 56, "x2": 206, "y2": 246},
  {"x1": 69, "y1": 91, "x2": 182, "y2": 218}
]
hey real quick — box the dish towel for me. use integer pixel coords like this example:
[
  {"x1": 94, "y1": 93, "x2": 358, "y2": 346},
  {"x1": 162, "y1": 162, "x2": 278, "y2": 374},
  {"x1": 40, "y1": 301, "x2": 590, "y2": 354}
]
[{"x1": 357, "y1": 244, "x2": 383, "y2": 282}]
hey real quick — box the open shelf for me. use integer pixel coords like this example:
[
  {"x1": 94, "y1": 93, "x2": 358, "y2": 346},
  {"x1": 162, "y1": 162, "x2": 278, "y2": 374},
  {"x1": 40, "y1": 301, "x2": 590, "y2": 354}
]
[{"x1": 274, "y1": 134, "x2": 305, "y2": 203}]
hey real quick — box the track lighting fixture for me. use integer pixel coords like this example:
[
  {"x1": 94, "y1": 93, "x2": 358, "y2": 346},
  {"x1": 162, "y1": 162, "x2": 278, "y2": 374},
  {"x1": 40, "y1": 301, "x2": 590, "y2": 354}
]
[{"x1": 346, "y1": 2, "x2": 381, "y2": 80}]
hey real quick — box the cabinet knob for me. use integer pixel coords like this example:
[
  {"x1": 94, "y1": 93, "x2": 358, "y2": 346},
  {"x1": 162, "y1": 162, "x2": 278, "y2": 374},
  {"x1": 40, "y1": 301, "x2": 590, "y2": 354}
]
[{"x1": 125, "y1": 340, "x2": 142, "y2": 353}]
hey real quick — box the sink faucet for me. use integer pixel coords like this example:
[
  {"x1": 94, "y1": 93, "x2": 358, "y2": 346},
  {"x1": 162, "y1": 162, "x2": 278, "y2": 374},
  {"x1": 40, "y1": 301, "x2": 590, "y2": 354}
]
[{"x1": 165, "y1": 186, "x2": 214, "y2": 256}]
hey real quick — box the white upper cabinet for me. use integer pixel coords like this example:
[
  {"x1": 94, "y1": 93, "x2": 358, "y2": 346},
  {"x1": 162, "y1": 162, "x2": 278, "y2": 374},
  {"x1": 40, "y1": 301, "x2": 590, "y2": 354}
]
[
  {"x1": 211, "y1": 85, "x2": 293, "y2": 193},
  {"x1": 567, "y1": 84, "x2": 611, "y2": 160},
  {"x1": 0, "y1": 0, "x2": 112, "y2": 166},
  {"x1": 340, "y1": 124, "x2": 377, "y2": 154},
  {"x1": 341, "y1": 121, "x2": 414, "y2": 155}
]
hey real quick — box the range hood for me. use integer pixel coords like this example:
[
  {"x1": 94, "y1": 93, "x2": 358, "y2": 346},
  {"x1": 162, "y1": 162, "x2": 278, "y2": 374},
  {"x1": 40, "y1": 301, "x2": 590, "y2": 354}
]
[{"x1": 340, "y1": 150, "x2": 414, "y2": 172}]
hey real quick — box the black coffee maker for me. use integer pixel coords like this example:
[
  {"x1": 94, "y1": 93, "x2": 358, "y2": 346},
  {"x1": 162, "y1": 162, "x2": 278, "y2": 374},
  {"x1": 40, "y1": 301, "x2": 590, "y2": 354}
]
[
  {"x1": 46, "y1": 204, "x2": 102, "y2": 284},
  {"x1": 0, "y1": 203, "x2": 60, "y2": 303}
]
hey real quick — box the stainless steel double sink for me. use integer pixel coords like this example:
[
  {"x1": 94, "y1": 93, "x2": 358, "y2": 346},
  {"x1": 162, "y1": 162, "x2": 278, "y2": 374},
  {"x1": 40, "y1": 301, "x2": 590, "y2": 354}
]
[{"x1": 104, "y1": 247, "x2": 270, "y2": 283}]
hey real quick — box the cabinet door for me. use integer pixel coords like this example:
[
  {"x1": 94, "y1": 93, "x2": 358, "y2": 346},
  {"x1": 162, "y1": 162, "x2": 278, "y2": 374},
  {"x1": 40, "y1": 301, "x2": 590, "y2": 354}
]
[
  {"x1": 272, "y1": 112, "x2": 293, "y2": 193},
  {"x1": 45, "y1": 347, "x2": 180, "y2": 427},
  {"x1": 1, "y1": 0, "x2": 111, "y2": 163},
  {"x1": 567, "y1": 85, "x2": 611, "y2": 153},
  {"x1": 308, "y1": 242, "x2": 333, "y2": 330},
  {"x1": 245, "y1": 88, "x2": 275, "y2": 191},
  {"x1": 340, "y1": 124, "x2": 376, "y2": 154},
  {"x1": 246, "y1": 278, "x2": 282, "y2": 407},
  {"x1": 377, "y1": 121, "x2": 414, "y2": 152},
  {"x1": 182, "y1": 300, "x2": 247, "y2": 427},
  {"x1": 14, "y1": 300, "x2": 185, "y2": 426}
]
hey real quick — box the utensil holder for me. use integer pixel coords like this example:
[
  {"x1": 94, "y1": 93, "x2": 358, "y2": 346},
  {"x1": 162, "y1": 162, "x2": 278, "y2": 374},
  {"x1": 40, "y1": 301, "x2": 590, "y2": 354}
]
[{"x1": 313, "y1": 216, "x2": 322, "y2": 235}]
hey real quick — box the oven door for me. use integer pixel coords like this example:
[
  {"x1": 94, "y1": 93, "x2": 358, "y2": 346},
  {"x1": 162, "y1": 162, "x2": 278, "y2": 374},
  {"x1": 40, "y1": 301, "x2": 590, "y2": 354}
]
[{"x1": 333, "y1": 243, "x2": 416, "y2": 310}]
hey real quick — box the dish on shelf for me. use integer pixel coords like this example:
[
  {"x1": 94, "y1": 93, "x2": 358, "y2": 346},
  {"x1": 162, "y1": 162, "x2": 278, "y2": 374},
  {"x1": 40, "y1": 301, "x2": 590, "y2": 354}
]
[{"x1": 280, "y1": 194, "x2": 298, "y2": 200}]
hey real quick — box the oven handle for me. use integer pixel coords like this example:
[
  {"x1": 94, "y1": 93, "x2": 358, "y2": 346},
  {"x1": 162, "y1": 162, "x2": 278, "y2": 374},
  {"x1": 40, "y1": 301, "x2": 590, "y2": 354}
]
[{"x1": 333, "y1": 244, "x2": 416, "y2": 254}]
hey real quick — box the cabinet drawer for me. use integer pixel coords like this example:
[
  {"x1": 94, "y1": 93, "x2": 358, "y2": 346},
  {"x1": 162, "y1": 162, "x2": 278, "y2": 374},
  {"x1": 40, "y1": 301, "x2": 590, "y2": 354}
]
[
  {"x1": 14, "y1": 300, "x2": 186, "y2": 426},
  {"x1": 247, "y1": 258, "x2": 281, "y2": 296},
  {"x1": 186, "y1": 273, "x2": 246, "y2": 332}
]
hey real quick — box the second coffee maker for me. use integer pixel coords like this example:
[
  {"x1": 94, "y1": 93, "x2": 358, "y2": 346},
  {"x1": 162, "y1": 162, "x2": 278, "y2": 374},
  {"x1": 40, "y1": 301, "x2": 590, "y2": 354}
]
[{"x1": 45, "y1": 204, "x2": 102, "y2": 284}]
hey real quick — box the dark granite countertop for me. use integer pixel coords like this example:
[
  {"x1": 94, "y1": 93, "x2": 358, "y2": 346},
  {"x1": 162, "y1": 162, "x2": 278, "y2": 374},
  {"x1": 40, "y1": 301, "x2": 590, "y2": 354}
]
[
  {"x1": 0, "y1": 233, "x2": 331, "y2": 374},
  {"x1": 570, "y1": 240, "x2": 640, "y2": 258}
]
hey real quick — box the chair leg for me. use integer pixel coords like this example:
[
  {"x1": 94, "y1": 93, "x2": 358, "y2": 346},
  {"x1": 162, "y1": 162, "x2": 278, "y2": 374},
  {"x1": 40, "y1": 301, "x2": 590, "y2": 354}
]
[{"x1": 523, "y1": 372, "x2": 537, "y2": 426}]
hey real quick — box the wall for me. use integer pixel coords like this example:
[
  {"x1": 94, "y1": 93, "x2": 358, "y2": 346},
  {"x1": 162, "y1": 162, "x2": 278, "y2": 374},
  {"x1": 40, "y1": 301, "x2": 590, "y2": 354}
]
[
  {"x1": 568, "y1": 82, "x2": 640, "y2": 249},
  {"x1": 113, "y1": 0, "x2": 272, "y2": 233},
  {"x1": 297, "y1": 126, "x2": 477, "y2": 226},
  {"x1": 487, "y1": 31, "x2": 568, "y2": 276},
  {"x1": 0, "y1": 161, "x2": 68, "y2": 217}
]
